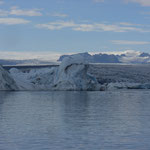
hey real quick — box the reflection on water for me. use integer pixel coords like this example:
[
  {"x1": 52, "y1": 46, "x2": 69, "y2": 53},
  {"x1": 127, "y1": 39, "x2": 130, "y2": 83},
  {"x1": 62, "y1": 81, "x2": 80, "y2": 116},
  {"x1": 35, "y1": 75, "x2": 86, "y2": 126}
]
[{"x1": 0, "y1": 90, "x2": 150, "y2": 150}]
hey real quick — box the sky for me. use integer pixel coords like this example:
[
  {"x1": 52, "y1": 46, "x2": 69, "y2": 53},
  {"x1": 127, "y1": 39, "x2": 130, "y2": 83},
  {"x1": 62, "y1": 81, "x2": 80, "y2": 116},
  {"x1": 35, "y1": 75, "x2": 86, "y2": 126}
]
[{"x1": 0, "y1": 0, "x2": 150, "y2": 60}]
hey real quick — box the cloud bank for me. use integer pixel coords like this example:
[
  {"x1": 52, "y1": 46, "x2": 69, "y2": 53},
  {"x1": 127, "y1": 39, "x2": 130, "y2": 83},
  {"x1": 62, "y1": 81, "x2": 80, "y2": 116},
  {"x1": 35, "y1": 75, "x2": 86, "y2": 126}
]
[
  {"x1": 36, "y1": 20, "x2": 150, "y2": 33},
  {"x1": 0, "y1": 51, "x2": 62, "y2": 62},
  {"x1": 0, "y1": 18, "x2": 30, "y2": 25},
  {"x1": 0, "y1": 6, "x2": 42, "y2": 17}
]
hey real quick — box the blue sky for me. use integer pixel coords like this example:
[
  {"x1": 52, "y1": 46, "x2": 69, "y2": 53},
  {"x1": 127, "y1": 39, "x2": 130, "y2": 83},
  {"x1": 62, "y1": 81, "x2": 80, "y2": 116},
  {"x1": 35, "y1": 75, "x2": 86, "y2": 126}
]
[{"x1": 0, "y1": 0, "x2": 150, "y2": 59}]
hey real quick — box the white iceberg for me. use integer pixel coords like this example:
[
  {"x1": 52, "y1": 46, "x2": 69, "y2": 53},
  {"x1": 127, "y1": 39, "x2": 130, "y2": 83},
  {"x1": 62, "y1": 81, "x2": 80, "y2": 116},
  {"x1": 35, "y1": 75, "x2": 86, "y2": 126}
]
[
  {"x1": 9, "y1": 54, "x2": 101, "y2": 91},
  {"x1": 106, "y1": 82, "x2": 150, "y2": 90},
  {"x1": 10, "y1": 67, "x2": 56, "y2": 90},
  {"x1": 53, "y1": 55, "x2": 101, "y2": 90},
  {"x1": 0, "y1": 66, "x2": 18, "y2": 90}
]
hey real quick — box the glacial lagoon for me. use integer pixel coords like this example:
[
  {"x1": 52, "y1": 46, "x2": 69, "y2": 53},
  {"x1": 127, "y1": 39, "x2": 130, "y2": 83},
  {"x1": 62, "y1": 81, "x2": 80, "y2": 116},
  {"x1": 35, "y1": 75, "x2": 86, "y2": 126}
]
[{"x1": 0, "y1": 90, "x2": 150, "y2": 150}]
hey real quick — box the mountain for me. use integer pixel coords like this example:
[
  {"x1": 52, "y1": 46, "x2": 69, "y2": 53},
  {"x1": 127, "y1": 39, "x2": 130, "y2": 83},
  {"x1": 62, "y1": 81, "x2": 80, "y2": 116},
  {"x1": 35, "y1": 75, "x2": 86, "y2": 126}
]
[
  {"x1": 1, "y1": 50, "x2": 150, "y2": 65},
  {"x1": 139, "y1": 52, "x2": 150, "y2": 57},
  {"x1": 58, "y1": 51, "x2": 150, "y2": 64},
  {"x1": 58, "y1": 52, "x2": 120, "y2": 63},
  {"x1": 92, "y1": 54, "x2": 120, "y2": 63}
]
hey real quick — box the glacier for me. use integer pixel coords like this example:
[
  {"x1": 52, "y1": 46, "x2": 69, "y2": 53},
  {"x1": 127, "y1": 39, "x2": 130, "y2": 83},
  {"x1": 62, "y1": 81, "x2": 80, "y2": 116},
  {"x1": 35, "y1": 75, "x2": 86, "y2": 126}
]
[{"x1": 1, "y1": 54, "x2": 150, "y2": 91}]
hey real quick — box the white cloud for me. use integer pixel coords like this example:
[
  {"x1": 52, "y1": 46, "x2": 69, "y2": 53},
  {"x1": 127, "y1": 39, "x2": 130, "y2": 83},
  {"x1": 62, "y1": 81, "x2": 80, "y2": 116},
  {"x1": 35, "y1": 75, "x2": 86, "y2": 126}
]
[
  {"x1": 0, "y1": 51, "x2": 63, "y2": 62},
  {"x1": 36, "y1": 20, "x2": 150, "y2": 33},
  {"x1": 112, "y1": 40, "x2": 150, "y2": 45},
  {"x1": 10, "y1": 6, "x2": 42, "y2": 16},
  {"x1": 125, "y1": 0, "x2": 150, "y2": 6},
  {"x1": 50, "y1": 12, "x2": 68, "y2": 18},
  {"x1": 0, "y1": 7, "x2": 42, "y2": 17},
  {"x1": 73, "y1": 23, "x2": 146, "y2": 32},
  {"x1": 120, "y1": 50, "x2": 149, "y2": 63},
  {"x1": 0, "y1": 18, "x2": 30, "y2": 25},
  {"x1": 122, "y1": 50, "x2": 142, "y2": 56},
  {"x1": 73, "y1": 24, "x2": 96, "y2": 31},
  {"x1": 36, "y1": 21, "x2": 76, "y2": 30},
  {"x1": 119, "y1": 22, "x2": 142, "y2": 26}
]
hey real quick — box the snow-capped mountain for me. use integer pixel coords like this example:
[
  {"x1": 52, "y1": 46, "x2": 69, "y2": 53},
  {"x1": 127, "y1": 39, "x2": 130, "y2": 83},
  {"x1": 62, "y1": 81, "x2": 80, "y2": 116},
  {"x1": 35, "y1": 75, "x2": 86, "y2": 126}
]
[
  {"x1": 58, "y1": 50, "x2": 150, "y2": 64},
  {"x1": 0, "y1": 50, "x2": 150, "y2": 65}
]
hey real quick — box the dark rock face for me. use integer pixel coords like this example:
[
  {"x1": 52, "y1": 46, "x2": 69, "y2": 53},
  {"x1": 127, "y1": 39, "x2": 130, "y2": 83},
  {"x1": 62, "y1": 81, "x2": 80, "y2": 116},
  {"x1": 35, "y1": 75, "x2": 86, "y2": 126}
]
[
  {"x1": 58, "y1": 52, "x2": 120, "y2": 63},
  {"x1": 92, "y1": 54, "x2": 120, "y2": 63}
]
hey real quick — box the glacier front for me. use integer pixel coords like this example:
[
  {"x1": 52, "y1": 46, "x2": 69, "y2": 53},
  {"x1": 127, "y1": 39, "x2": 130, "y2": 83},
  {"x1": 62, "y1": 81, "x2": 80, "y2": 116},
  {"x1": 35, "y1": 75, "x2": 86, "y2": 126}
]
[{"x1": 1, "y1": 54, "x2": 150, "y2": 91}]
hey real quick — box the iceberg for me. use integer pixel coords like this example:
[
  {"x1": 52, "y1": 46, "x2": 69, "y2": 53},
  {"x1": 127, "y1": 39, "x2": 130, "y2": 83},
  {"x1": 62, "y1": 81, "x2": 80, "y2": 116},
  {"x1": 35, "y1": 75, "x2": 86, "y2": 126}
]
[
  {"x1": 10, "y1": 67, "x2": 56, "y2": 90},
  {"x1": 107, "y1": 82, "x2": 150, "y2": 90},
  {"x1": 0, "y1": 66, "x2": 18, "y2": 90},
  {"x1": 8, "y1": 54, "x2": 101, "y2": 91},
  {"x1": 53, "y1": 55, "x2": 101, "y2": 90}
]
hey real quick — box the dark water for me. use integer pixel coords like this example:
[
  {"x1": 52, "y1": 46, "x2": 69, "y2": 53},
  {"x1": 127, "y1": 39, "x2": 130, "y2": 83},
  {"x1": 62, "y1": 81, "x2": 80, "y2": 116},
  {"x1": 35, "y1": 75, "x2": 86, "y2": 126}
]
[{"x1": 0, "y1": 91, "x2": 150, "y2": 150}]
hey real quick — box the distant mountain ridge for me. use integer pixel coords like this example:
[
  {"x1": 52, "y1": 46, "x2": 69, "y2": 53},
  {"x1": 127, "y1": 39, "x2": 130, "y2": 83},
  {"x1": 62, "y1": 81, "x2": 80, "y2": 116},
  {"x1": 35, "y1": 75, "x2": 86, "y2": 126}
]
[
  {"x1": 58, "y1": 51, "x2": 150, "y2": 64},
  {"x1": 1, "y1": 50, "x2": 150, "y2": 65},
  {"x1": 58, "y1": 52, "x2": 121, "y2": 63}
]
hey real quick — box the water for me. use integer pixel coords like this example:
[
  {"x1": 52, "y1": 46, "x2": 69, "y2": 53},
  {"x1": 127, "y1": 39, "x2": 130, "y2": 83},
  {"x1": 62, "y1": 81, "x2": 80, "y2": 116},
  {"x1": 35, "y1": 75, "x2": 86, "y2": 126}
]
[{"x1": 0, "y1": 90, "x2": 150, "y2": 150}]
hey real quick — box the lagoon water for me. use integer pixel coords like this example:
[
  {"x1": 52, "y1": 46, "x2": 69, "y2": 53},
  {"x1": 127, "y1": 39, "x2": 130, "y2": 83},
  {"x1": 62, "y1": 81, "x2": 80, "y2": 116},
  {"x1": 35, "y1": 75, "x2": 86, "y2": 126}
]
[{"x1": 0, "y1": 90, "x2": 150, "y2": 150}]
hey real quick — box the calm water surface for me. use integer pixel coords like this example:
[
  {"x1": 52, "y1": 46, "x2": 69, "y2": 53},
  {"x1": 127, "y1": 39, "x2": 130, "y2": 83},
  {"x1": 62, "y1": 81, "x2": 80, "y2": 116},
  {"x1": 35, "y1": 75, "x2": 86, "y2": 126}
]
[{"x1": 0, "y1": 90, "x2": 150, "y2": 150}]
